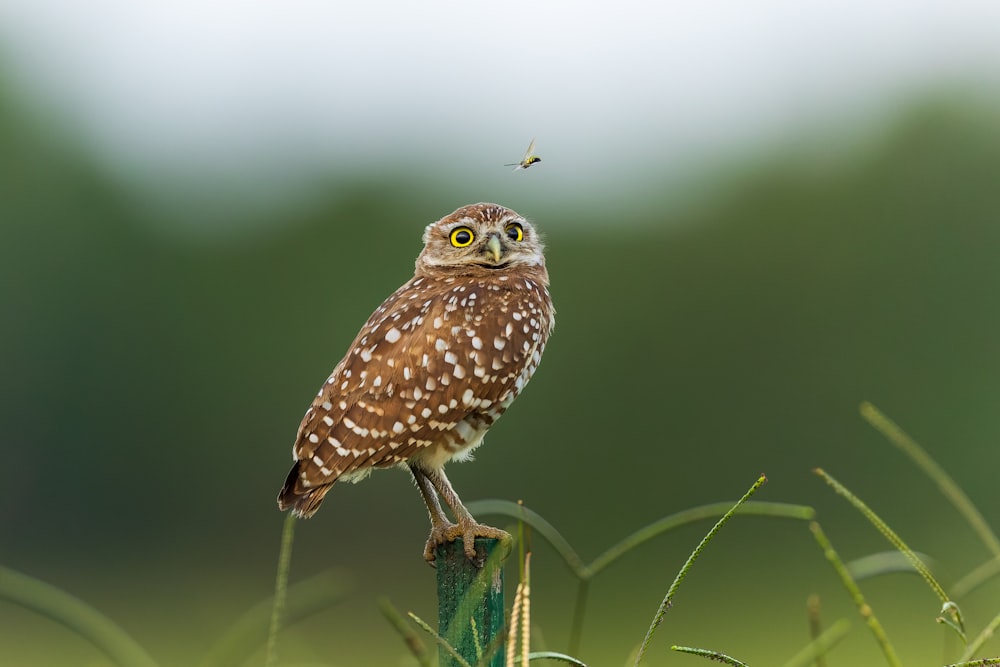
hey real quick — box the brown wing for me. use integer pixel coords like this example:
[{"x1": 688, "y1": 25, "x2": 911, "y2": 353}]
[{"x1": 278, "y1": 273, "x2": 553, "y2": 517}]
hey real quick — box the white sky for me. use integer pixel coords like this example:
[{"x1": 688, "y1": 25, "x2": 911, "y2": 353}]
[{"x1": 1, "y1": 0, "x2": 999, "y2": 227}]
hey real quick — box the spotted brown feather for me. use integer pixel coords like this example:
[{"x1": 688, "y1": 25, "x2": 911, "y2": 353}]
[{"x1": 277, "y1": 203, "x2": 554, "y2": 562}]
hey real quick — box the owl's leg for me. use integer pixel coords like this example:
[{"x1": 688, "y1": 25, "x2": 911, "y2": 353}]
[
  {"x1": 422, "y1": 467, "x2": 511, "y2": 560},
  {"x1": 409, "y1": 465, "x2": 456, "y2": 563}
]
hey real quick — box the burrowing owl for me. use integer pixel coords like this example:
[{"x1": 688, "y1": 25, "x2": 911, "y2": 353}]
[{"x1": 278, "y1": 203, "x2": 554, "y2": 562}]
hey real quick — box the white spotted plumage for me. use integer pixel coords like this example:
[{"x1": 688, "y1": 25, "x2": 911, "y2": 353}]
[{"x1": 278, "y1": 203, "x2": 554, "y2": 562}]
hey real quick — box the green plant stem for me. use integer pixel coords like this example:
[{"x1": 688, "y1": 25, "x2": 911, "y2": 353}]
[
  {"x1": 953, "y1": 554, "x2": 1000, "y2": 600},
  {"x1": 199, "y1": 566, "x2": 352, "y2": 667},
  {"x1": 958, "y1": 610, "x2": 1000, "y2": 662},
  {"x1": 633, "y1": 474, "x2": 768, "y2": 667},
  {"x1": 379, "y1": 597, "x2": 432, "y2": 667},
  {"x1": 806, "y1": 595, "x2": 826, "y2": 667},
  {"x1": 468, "y1": 498, "x2": 814, "y2": 655},
  {"x1": 466, "y1": 500, "x2": 587, "y2": 578},
  {"x1": 567, "y1": 579, "x2": 590, "y2": 656},
  {"x1": 467, "y1": 500, "x2": 814, "y2": 583},
  {"x1": 587, "y1": 501, "x2": 814, "y2": 577},
  {"x1": 507, "y1": 580, "x2": 524, "y2": 667},
  {"x1": 517, "y1": 651, "x2": 588, "y2": 665},
  {"x1": 521, "y1": 554, "x2": 531, "y2": 667},
  {"x1": 0, "y1": 563, "x2": 159, "y2": 667},
  {"x1": 846, "y1": 550, "x2": 938, "y2": 581},
  {"x1": 265, "y1": 513, "x2": 296, "y2": 667},
  {"x1": 670, "y1": 646, "x2": 749, "y2": 666},
  {"x1": 810, "y1": 522, "x2": 901, "y2": 667},
  {"x1": 409, "y1": 611, "x2": 474, "y2": 667},
  {"x1": 860, "y1": 402, "x2": 1000, "y2": 557},
  {"x1": 813, "y1": 467, "x2": 963, "y2": 637},
  {"x1": 781, "y1": 618, "x2": 851, "y2": 667}
]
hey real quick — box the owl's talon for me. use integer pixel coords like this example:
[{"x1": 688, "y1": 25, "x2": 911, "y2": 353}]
[
  {"x1": 423, "y1": 521, "x2": 511, "y2": 564},
  {"x1": 423, "y1": 521, "x2": 457, "y2": 565},
  {"x1": 457, "y1": 522, "x2": 510, "y2": 560}
]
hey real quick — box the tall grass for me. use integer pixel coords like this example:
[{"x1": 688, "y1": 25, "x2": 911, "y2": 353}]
[{"x1": 6, "y1": 402, "x2": 1000, "y2": 666}]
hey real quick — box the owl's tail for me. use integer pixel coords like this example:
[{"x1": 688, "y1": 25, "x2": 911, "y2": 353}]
[{"x1": 277, "y1": 461, "x2": 333, "y2": 518}]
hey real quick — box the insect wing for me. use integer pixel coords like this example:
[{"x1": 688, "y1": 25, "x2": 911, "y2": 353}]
[{"x1": 521, "y1": 138, "x2": 537, "y2": 164}]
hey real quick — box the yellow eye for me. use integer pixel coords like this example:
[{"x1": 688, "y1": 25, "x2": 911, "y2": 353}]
[
  {"x1": 505, "y1": 222, "x2": 524, "y2": 242},
  {"x1": 450, "y1": 226, "x2": 475, "y2": 247}
]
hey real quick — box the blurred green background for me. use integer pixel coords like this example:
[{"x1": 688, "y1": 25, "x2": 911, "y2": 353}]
[{"x1": 3, "y1": 4, "x2": 1000, "y2": 666}]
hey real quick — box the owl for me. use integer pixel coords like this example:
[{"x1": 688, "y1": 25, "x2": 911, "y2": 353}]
[{"x1": 278, "y1": 203, "x2": 555, "y2": 563}]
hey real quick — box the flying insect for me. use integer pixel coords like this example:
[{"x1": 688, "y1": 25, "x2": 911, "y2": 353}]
[{"x1": 504, "y1": 138, "x2": 541, "y2": 171}]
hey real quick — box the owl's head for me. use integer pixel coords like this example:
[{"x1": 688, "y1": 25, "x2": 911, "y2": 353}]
[{"x1": 416, "y1": 203, "x2": 546, "y2": 279}]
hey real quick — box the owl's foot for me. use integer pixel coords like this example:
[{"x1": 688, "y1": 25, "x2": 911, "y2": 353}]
[{"x1": 423, "y1": 521, "x2": 512, "y2": 564}]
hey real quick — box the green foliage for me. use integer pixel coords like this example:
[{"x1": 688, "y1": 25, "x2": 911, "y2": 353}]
[
  {"x1": 467, "y1": 498, "x2": 815, "y2": 654},
  {"x1": 860, "y1": 402, "x2": 1000, "y2": 558},
  {"x1": 670, "y1": 645, "x2": 749, "y2": 666},
  {"x1": 809, "y1": 521, "x2": 902, "y2": 666},
  {"x1": 633, "y1": 476, "x2": 769, "y2": 666},
  {"x1": 0, "y1": 556, "x2": 352, "y2": 667},
  {"x1": 6, "y1": 69, "x2": 1000, "y2": 664},
  {"x1": 9, "y1": 397, "x2": 1000, "y2": 666},
  {"x1": 780, "y1": 619, "x2": 851, "y2": 667},
  {"x1": 379, "y1": 597, "x2": 433, "y2": 667},
  {"x1": 398, "y1": 403, "x2": 1000, "y2": 667},
  {"x1": 814, "y1": 468, "x2": 963, "y2": 639},
  {"x1": 196, "y1": 565, "x2": 353, "y2": 667},
  {"x1": 0, "y1": 564, "x2": 159, "y2": 667},
  {"x1": 265, "y1": 514, "x2": 297, "y2": 667}
]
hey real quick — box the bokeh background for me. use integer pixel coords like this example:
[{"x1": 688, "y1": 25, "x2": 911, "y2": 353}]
[{"x1": 3, "y1": 2, "x2": 1000, "y2": 665}]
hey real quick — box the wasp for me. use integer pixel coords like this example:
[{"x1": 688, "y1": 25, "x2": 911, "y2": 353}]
[{"x1": 505, "y1": 138, "x2": 541, "y2": 171}]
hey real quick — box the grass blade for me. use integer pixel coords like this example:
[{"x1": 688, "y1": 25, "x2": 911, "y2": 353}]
[
  {"x1": 410, "y1": 611, "x2": 474, "y2": 667},
  {"x1": 379, "y1": 597, "x2": 432, "y2": 667},
  {"x1": 633, "y1": 474, "x2": 768, "y2": 667},
  {"x1": 0, "y1": 563, "x2": 160, "y2": 667},
  {"x1": 472, "y1": 617, "x2": 484, "y2": 664},
  {"x1": 199, "y1": 567, "x2": 352, "y2": 667},
  {"x1": 814, "y1": 467, "x2": 964, "y2": 639},
  {"x1": 958, "y1": 610, "x2": 1000, "y2": 662},
  {"x1": 781, "y1": 618, "x2": 851, "y2": 667},
  {"x1": 265, "y1": 513, "x2": 296, "y2": 667},
  {"x1": 588, "y1": 501, "x2": 815, "y2": 578},
  {"x1": 567, "y1": 579, "x2": 590, "y2": 657},
  {"x1": 944, "y1": 660, "x2": 1000, "y2": 666},
  {"x1": 466, "y1": 500, "x2": 587, "y2": 578},
  {"x1": 810, "y1": 521, "x2": 901, "y2": 667},
  {"x1": 847, "y1": 550, "x2": 939, "y2": 581},
  {"x1": 953, "y1": 554, "x2": 1000, "y2": 600},
  {"x1": 860, "y1": 402, "x2": 1000, "y2": 557},
  {"x1": 473, "y1": 498, "x2": 813, "y2": 657},
  {"x1": 508, "y1": 581, "x2": 524, "y2": 667},
  {"x1": 806, "y1": 595, "x2": 826, "y2": 667},
  {"x1": 578, "y1": 500, "x2": 812, "y2": 655},
  {"x1": 521, "y1": 554, "x2": 532, "y2": 667},
  {"x1": 671, "y1": 646, "x2": 749, "y2": 666},
  {"x1": 519, "y1": 651, "x2": 588, "y2": 665}
]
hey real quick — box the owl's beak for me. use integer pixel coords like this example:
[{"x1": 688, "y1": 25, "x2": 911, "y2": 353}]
[{"x1": 485, "y1": 234, "x2": 503, "y2": 263}]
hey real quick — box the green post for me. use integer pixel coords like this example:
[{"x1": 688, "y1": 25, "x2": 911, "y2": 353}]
[{"x1": 436, "y1": 538, "x2": 505, "y2": 667}]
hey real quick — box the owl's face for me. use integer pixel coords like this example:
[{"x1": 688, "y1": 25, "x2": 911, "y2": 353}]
[{"x1": 416, "y1": 203, "x2": 545, "y2": 276}]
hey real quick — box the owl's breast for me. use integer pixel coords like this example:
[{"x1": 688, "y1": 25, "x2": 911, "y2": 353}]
[
  {"x1": 293, "y1": 271, "x2": 553, "y2": 479},
  {"x1": 430, "y1": 275, "x2": 550, "y2": 389}
]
